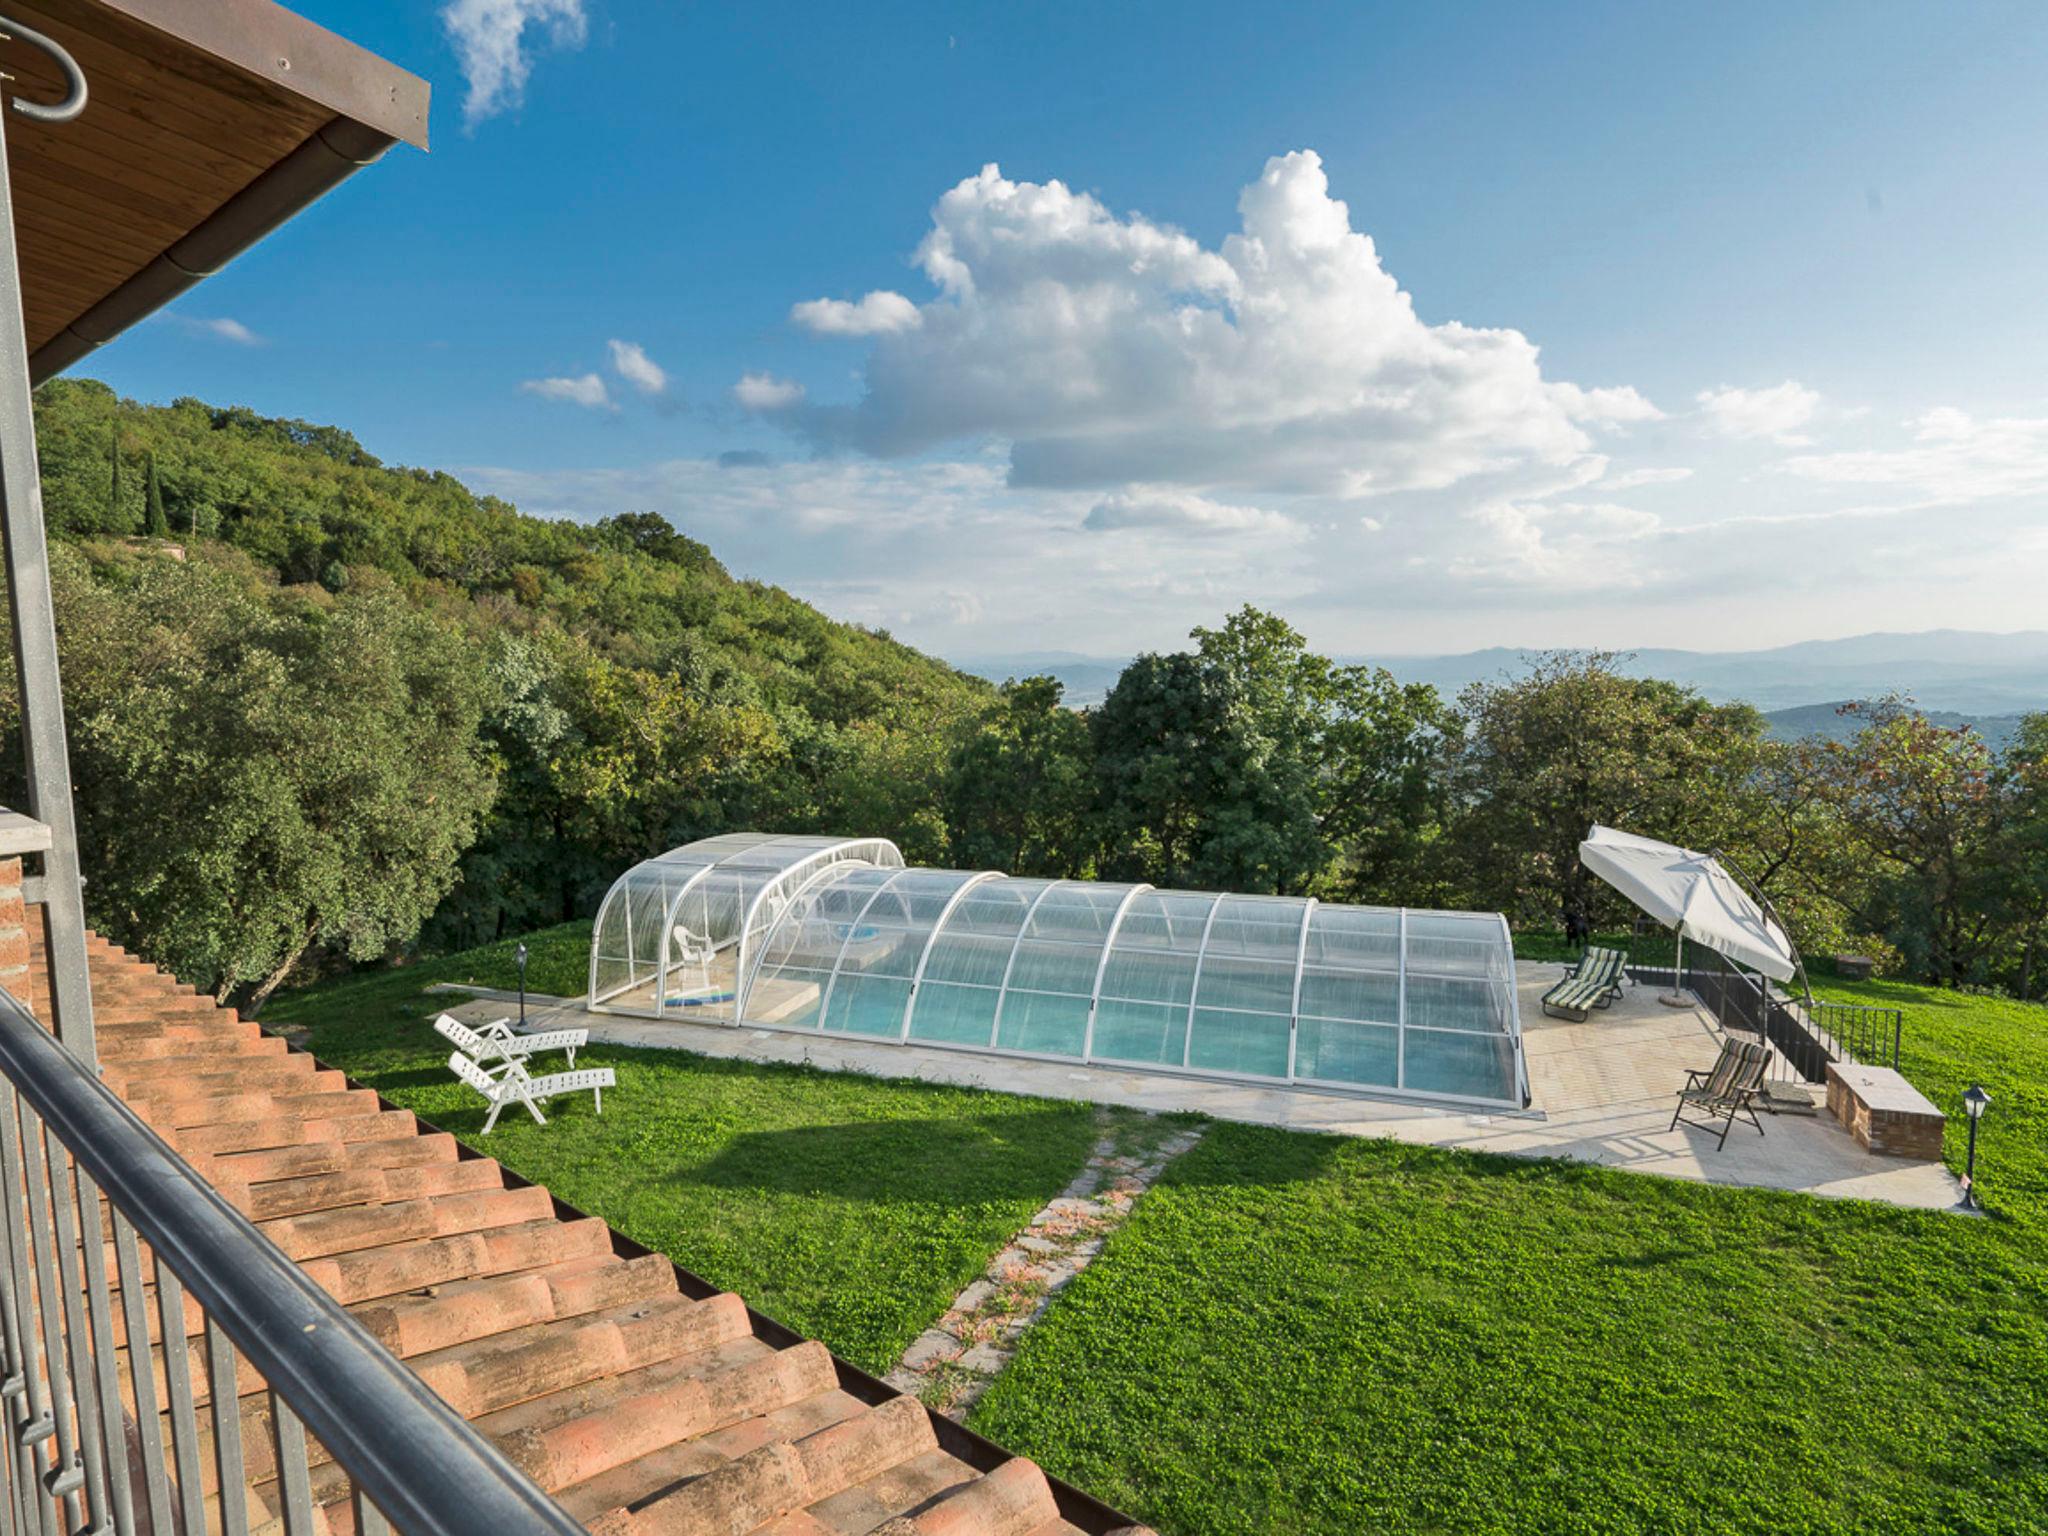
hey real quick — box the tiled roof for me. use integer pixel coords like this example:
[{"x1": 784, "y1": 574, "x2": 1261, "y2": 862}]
[{"x1": 30, "y1": 930, "x2": 1149, "y2": 1536}]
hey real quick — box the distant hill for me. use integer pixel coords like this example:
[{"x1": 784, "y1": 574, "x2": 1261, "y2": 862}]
[
  {"x1": 959, "y1": 632, "x2": 2048, "y2": 718},
  {"x1": 1763, "y1": 702, "x2": 2031, "y2": 754}
]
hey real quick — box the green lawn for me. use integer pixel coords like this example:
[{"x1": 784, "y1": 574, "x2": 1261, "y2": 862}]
[
  {"x1": 264, "y1": 922, "x2": 1104, "y2": 1376},
  {"x1": 971, "y1": 971, "x2": 2048, "y2": 1536}
]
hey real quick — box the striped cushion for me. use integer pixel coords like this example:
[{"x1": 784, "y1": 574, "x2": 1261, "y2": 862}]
[
  {"x1": 1696, "y1": 1039, "x2": 1770, "y2": 1099},
  {"x1": 1544, "y1": 974, "x2": 1611, "y2": 1011}
]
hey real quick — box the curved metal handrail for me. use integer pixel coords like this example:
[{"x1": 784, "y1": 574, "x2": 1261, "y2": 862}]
[{"x1": 0, "y1": 13, "x2": 88, "y2": 123}]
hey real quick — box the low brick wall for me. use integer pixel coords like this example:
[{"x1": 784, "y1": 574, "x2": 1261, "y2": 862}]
[
  {"x1": 1826, "y1": 1061, "x2": 1945, "y2": 1160},
  {"x1": 0, "y1": 854, "x2": 29, "y2": 1008}
]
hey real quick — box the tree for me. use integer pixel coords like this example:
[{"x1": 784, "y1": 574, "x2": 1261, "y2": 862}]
[
  {"x1": 1444, "y1": 652, "x2": 1769, "y2": 941},
  {"x1": 944, "y1": 676, "x2": 1096, "y2": 876},
  {"x1": 1998, "y1": 713, "x2": 2048, "y2": 1000},
  {"x1": 1793, "y1": 699, "x2": 2010, "y2": 986},
  {"x1": 1092, "y1": 607, "x2": 1451, "y2": 896},
  {"x1": 36, "y1": 548, "x2": 498, "y2": 1009},
  {"x1": 107, "y1": 429, "x2": 124, "y2": 530},
  {"x1": 143, "y1": 452, "x2": 168, "y2": 537}
]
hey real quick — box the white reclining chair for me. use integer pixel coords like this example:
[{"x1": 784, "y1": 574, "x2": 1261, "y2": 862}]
[
  {"x1": 447, "y1": 1051, "x2": 613, "y2": 1133},
  {"x1": 434, "y1": 1012, "x2": 586, "y2": 1072}
]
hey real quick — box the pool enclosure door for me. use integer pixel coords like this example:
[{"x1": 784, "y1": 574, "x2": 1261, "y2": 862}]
[{"x1": 590, "y1": 835, "x2": 1528, "y2": 1108}]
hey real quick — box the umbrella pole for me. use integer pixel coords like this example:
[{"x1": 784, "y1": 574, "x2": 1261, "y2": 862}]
[{"x1": 1660, "y1": 929, "x2": 1690, "y2": 1008}]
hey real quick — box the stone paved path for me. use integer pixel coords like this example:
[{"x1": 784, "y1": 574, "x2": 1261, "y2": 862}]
[{"x1": 885, "y1": 1112, "x2": 1205, "y2": 1418}]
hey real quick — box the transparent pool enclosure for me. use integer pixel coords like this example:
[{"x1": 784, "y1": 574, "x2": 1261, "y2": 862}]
[{"x1": 588, "y1": 833, "x2": 1529, "y2": 1108}]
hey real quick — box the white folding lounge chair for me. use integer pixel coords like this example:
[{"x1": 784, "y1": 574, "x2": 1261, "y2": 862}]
[
  {"x1": 447, "y1": 1051, "x2": 613, "y2": 1133},
  {"x1": 433, "y1": 1012, "x2": 585, "y2": 1071}
]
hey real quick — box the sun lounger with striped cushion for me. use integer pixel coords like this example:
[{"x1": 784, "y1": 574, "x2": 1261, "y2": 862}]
[{"x1": 1540, "y1": 945, "x2": 1629, "y2": 1021}]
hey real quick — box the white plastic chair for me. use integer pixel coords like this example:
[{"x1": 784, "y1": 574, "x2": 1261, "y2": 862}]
[
  {"x1": 670, "y1": 924, "x2": 716, "y2": 992},
  {"x1": 434, "y1": 1012, "x2": 585, "y2": 1071},
  {"x1": 447, "y1": 1051, "x2": 613, "y2": 1133}
]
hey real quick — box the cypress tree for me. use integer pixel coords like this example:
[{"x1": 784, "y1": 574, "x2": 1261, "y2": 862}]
[
  {"x1": 144, "y1": 453, "x2": 168, "y2": 537},
  {"x1": 107, "y1": 430, "x2": 123, "y2": 530}
]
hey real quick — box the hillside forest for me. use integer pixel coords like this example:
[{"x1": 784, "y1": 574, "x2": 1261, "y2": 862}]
[{"x1": 10, "y1": 379, "x2": 2048, "y2": 1008}]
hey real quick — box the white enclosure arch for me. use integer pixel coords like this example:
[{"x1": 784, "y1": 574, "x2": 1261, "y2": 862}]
[
  {"x1": 589, "y1": 832, "x2": 1527, "y2": 1107},
  {"x1": 587, "y1": 834, "x2": 905, "y2": 1020}
]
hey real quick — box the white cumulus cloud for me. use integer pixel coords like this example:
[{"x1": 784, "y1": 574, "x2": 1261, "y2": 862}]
[
  {"x1": 607, "y1": 339, "x2": 668, "y2": 395},
  {"x1": 733, "y1": 372, "x2": 805, "y2": 411},
  {"x1": 763, "y1": 151, "x2": 1653, "y2": 503},
  {"x1": 1083, "y1": 487, "x2": 1293, "y2": 536},
  {"x1": 441, "y1": 0, "x2": 587, "y2": 127},
  {"x1": 520, "y1": 372, "x2": 611, "y2": 409},
  {"x1": 1695, "y1": 381, "x2": 1821, "y2": 443},
  {"x1": 791, "y1": 291, "x2": 923, "y2": 337}
]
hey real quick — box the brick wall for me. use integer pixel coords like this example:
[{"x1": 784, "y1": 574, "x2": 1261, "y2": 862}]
[{"x1": 0, "y1": 856, "x2": 29, "y2": 1008}]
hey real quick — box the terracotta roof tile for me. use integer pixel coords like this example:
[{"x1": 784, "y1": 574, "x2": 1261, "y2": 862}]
[{"x1": 27, "y1": 931, "x2": 1122, "y2": 1536}]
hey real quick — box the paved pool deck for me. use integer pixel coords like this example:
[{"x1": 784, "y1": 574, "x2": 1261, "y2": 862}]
[{"x1": 436, "y1": 962, "x2": 1962, "y2": 1212}]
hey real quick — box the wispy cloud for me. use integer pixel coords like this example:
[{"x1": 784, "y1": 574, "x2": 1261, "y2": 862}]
[
  {"x1": 1604, "y1": 466, "x2": 1694, "y2": 490},
  {"x1": 441, "y1": 0, "x2": 587, "y2": 128},
  {"x1": 1694, "y1": 381, "x2": 1821, "y2": 444},
  {"x1": 1083, "y1": 487, "x2": 1295, "y2": 537},
  {"x1": 1783, "y1": 408, "x2": 2048, "y2": 502},
  {"x1": 607, "y1": 339, "x2": 668, "y2": 395},
  {"x1": 520, "y1": 372, "x2": 612, "y2": 409},
  {"x1": 168, "y1": 315, "x2": 265, "y2": 346}
]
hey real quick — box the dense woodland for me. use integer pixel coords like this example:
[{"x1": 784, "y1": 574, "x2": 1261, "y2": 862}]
[{"x1": 12, "y1": 379, "x2": 2048, "y2": 1006}]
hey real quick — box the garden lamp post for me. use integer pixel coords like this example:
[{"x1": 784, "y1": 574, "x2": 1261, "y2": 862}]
[
  {"x1": 1960, "y1": 1085, "x2": 1990, "y2": 1211},
  {"x1": 515, "y1": 942, "x2": 529, "y2": 1029}
]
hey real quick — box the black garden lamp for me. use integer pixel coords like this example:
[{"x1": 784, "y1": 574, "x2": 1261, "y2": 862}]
[
  {"x1": 1960, "y1": 1085, "x2": 1991, "y2": 1211},
  {"x1": 515, "y1": 942, "x2": 530, "y2": 1029}
]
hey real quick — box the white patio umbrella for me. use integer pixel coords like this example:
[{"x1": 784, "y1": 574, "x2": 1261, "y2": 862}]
[{"x1": 1578, "y1": 825, "x2": 1799, "y2": 1004}]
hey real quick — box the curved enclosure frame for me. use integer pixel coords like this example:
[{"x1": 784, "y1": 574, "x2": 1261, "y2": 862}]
[
  {"x1": 590, "y1": 833, "x2": 1527, "y2": 1107},
  {"x1": 587, "y1": 835, "x2": 905, "y2": 1021}
]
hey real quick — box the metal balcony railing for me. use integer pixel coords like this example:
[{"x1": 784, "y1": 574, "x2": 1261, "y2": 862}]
[
  {"x1": 0, "y1": 987, "x2": 582, "y2": 1535},
  {"x1": 1628, "y1": 946, "x2": 1904, "y2": 1085}
]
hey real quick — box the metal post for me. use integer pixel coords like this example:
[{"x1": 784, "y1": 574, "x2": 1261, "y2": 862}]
[{"x1": 0, "y1": 34, "x2": 94, "y2": 1064}]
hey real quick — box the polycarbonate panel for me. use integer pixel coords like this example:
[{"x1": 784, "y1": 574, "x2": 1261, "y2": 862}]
[
  {"x1": 1403, "y1": 1027, "x2": 1517, "y2": 1099},
  {"x1": 1405, "y1": 973, "x2": 1502, "y2": 1033},
  {"x1": 1200, "y1": 896, "x2": 1308, "y2": 963},
  {"x1": 909, "y1": 981, "x2": 1002, "y2": 1044},
  {"x1": 1187, "y1": 1009, "x2": 1291, "y2": 1077},
  {"x1": 1404, "y1": 911, "x2": 1500, "y2": 977},
  {"x1": 1303, "y1": 905, "x2": 1401, "y2": 970},
  {"x1": 1296, "y1": 1017, "x2": 1398, "y2": 1087},
  {"x1": 824, "y1": 973, "x2": 914, "y2": 1037},
  {"x1": 1297, "y1": 966, "x2": 1400, "y2": 1025},
  {"x1": 1088, "y1": 998, "x2": 1185, "y2": 1067},
  {"x1": 995, "y1": 989, "x2": 1091, "y2": 1056},
  {"x1": 1193, "y1": 954, "x2": 1296, "y2": 1016},
  {"x1": 1006, "y1": 940, "x2": 1100, "y2": 995}
]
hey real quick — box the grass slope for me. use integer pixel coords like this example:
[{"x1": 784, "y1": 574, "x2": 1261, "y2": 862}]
[
  {"x1": 972, "y1": 976, "x2": 2048, "y2": 1536},
  {"x1": 265, "y1": 923, "x2": 1102, "y2": 1376}
]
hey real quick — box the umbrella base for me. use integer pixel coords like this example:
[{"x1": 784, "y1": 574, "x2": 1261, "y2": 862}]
[{"x1": 1658, "y1": 990, "x2": 1694, "y2": 1008}]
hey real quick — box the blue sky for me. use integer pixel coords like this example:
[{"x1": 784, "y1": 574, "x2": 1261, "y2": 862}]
[{"x1": 82, "y1": 2, "x2": 2048, "y2": 658}]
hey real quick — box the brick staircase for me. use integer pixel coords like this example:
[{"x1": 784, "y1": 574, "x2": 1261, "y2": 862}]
[{"x1": 27, "y1": 926, "x2": 1144, "y2": 1536}]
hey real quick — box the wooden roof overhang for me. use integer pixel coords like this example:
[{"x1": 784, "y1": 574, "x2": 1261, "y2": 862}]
[{"x1": 0, "y1": 0, "x2": 427, "y2": 383}]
